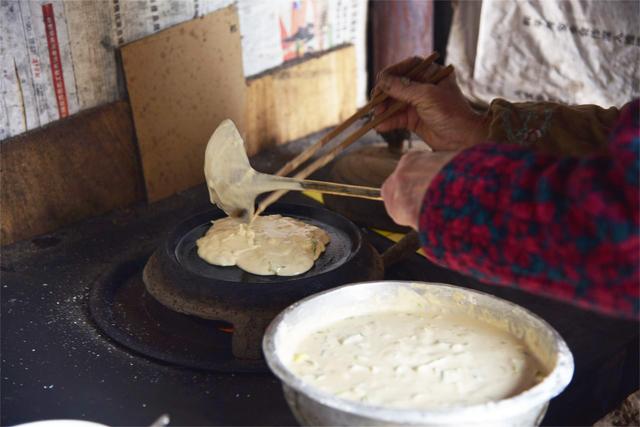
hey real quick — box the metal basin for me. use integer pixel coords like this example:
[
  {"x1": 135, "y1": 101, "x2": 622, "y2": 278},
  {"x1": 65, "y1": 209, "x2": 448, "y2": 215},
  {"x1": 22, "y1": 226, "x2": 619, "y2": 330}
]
[{"x1": 263, "y1": 281, "x2": 574, "y2": 426}]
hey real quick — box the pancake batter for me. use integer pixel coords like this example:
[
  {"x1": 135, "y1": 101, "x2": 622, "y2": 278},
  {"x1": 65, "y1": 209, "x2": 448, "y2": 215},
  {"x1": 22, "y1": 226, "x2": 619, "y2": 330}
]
[
  {"x1": 288, "y1": 310, "x2": 546, "y2": 409},
  {"x1": 196, "y1": 214, "x2": 330, "y2": 276}
]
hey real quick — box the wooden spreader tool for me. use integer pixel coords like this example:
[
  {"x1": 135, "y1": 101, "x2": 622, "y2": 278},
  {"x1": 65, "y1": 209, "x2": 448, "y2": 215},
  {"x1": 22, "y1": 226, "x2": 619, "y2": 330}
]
[
  {"x1": 254, "y1": 52, "x2": 454, "y2": 218},
  {"x1": 204, "y1": 120, "x2": 381, "y2": 222}
]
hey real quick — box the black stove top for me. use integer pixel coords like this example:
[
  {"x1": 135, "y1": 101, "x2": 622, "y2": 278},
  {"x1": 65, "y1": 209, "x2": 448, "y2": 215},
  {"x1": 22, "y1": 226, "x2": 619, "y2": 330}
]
[
  {"x1": 88, "y1": 255, "x2": 265, "y2": 373},
  {"x1": 2, "y1": 154, "x2": 638, "y2": 426}
]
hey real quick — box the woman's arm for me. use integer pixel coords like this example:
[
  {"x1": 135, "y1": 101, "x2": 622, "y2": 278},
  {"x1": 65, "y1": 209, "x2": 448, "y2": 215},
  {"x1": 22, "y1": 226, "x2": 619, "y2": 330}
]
[{"x1": 419, "y1": 101, "x2": 639, "y2": 318}]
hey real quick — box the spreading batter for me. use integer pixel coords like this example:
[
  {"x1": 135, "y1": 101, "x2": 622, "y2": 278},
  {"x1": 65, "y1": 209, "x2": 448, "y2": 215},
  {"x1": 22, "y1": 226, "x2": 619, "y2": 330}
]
[
  {"x1": 196, "y1": 214, "x2": 330, "y2": 276},
  {"x1": 198, "y1": 120, "x2": 331, "y2": 276},
  {"x1": 288, "y1": 310, "x2": 545, "y2": 409}
]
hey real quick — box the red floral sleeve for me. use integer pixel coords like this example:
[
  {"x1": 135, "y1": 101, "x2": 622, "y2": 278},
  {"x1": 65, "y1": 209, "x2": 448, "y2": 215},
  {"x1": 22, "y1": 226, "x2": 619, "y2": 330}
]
[{"x1": 418, "y1": 100, "x2": 640, "y2": 318}]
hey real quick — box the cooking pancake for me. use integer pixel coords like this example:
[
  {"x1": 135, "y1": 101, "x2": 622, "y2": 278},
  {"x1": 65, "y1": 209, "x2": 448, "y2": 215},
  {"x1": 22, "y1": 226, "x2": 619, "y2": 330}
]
[
  {"x1": 196, "y1": 214, "x2": 330, "y2": 276},
  {"x1": 172, "y1": 204, "x2": 365, "y2": 286}
]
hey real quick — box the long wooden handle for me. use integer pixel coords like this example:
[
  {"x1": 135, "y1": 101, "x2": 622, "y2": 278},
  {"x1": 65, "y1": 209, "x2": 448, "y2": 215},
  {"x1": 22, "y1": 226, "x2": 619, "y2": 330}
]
[
  {"x1": 381, "y1": 230, "x2": 420, "y2": 269},
  {"x1": 261, "y1": 174, "x2": 382, "y2": 200},
  {"x1": 272, "y1": 52, "x2": 440, "y2": 179},
  {"x1": 299, "y1": 180, "x2": 381, "y2": 200},
  {"x1": 255, "y1": 65, "x2": 455, "y2": 216}
]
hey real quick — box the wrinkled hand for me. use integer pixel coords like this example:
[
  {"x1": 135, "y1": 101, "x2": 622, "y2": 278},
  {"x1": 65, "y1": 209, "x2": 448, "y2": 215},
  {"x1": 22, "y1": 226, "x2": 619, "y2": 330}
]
[
  {"x1": 373, "y1": 57, "x2": 488, "y2": 151},
  {"x1": 382, "y1": 150, "x2": 459, "y2": 229}
]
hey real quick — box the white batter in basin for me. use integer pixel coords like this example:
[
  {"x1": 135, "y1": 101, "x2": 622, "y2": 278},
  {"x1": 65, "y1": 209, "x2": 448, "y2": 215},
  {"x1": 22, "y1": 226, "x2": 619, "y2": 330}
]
[{"x1": 263, "y1": 281, "x2": 574, "y2": 426}]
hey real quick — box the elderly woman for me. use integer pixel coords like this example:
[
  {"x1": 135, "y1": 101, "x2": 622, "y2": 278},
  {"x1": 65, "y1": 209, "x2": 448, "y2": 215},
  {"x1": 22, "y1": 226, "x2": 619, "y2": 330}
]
[{"x1": 374, "y1": 57, "x2": 639, "y2": 319}]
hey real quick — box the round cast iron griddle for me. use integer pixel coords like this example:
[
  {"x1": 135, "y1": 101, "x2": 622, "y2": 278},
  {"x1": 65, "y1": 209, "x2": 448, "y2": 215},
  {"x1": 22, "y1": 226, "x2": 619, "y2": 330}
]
[
  {"x1": 148, "y1": 203, "x2": 382, "y2": 309},
  {"x1": 88, "y1": 257, "x2": 267, "y2": 372},
  {"x1": 175, "y1": 205, "x2": 356, "y2": 284},
  {"x1": 142, "y1": 203, "x2": 383, "y2": 360}
]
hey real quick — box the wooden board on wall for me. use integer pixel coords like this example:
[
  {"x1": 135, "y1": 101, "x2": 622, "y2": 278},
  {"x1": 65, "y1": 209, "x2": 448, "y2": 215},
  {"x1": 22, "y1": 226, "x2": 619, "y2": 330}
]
[
  {"x1": 243, "y1": 45, "x2": 357, "y2": 156},
  {"x1": 121, "y1": 5, "x2": 246, "y2": 202},
  {"x1": 122, "y1": 4, "x2": 357, "y2": 202},
  {"x1": 0, "y1": 101, "x2": 144, "y2": 245}
]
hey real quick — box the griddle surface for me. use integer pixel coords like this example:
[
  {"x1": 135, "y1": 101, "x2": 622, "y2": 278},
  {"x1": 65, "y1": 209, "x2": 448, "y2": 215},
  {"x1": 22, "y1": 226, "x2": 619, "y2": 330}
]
[{"x1": 175, "y1": 205, "x2": 358, "y2": 283}]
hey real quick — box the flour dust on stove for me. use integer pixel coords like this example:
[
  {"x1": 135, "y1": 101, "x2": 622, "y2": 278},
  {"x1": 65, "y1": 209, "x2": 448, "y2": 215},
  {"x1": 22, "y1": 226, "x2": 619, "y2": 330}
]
[{"x1": 2, "y1": 274, "x2": 165, "y2": 396}]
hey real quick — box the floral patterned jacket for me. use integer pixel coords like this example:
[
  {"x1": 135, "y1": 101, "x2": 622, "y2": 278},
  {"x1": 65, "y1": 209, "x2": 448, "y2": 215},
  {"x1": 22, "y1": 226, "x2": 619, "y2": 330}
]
[{"x1": 419, "y1": 99, "x2": 639, "y2": 319}]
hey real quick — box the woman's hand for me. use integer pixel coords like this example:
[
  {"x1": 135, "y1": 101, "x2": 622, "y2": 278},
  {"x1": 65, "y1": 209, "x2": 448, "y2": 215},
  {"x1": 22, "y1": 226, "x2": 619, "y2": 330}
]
[
  {"x1": 381, "y1": 150, "x2": 459, "y2": 229},
  {"x1": 373, "y1": 57, "x2": 488, "y2": 151}
]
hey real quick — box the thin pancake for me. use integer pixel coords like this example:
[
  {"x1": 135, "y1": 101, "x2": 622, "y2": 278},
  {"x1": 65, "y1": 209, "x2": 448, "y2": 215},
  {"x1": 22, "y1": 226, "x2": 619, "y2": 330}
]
[{"x1": 196, "y1": 214, "x2": 330, "y2": 276}]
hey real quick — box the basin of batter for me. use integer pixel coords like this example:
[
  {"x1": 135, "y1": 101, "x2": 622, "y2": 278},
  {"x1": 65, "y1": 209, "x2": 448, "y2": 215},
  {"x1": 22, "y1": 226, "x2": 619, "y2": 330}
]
[
  {"x1": 287, "y1": 309, "x2": 546, "y2": 410},
  {"x1": 265, "y1": 281, "x2": 574, "y2": 425}
]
